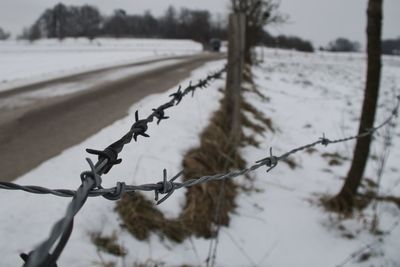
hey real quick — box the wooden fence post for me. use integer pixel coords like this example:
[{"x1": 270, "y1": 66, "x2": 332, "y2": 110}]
[{"x1": 224, "y1": 13, "x2": 246, "y2": 147}]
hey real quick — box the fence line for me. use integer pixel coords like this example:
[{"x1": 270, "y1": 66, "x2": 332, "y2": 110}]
[
  {"x1": 3, "y1": 95, "x2": 399, "y2": 201},
  {"x1": 1, "y1": 83, "x2": 398, "y2": 265}
]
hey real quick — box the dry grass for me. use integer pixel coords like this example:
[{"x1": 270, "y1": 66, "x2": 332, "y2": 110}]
[
  {"x1": 243, "y1": 64, "x2": 254, "y2": 83},
  {"x1": 116, "y1": 193, "x2": 187, "y2": 243},
  {"x1": 90, "y1": 231, "x2": 127, "y2": 256},
  {"x1": 241, "y1": 113, "x2": 266, "y2": 136},
  {"x1": 282, "y1": 157, "x2": 298, "y2": 169},
  {"x1": 241, "y1": 99, "x2": 274, "y2": 133},
  {"x1": 243, "y1": 82, "x2": 269, "y2": 102},
  {"x1": 241, "y1": 133, "x2": 260, "y2": 147},
  {"x1": 179, "y1": 107, "x2": 245, "y2": 237},
  {"x1": 321, "y1": 152, "x2": 348, "y2": 166}
]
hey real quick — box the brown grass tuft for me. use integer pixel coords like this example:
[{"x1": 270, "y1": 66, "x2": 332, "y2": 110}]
[
  {"x1": 90, "y1": 231, "x2": 127, "y2": 256},
  {"x1": 241, "y1": 100, "x2": 274, "y2": 132},
  {"x1": 241, "y1": 133, "x2": 260, "y2": 148},
  {"x1": 116, "y1": 193, "x2": 187, "y2": 242}
]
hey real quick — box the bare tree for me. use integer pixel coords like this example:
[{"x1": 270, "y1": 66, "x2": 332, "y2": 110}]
[
  {"x1": 326, "y1": 37, "x2": 361, "y2": 52},
  {"x1": 328, "y1": 0, "x2": 383, "y2": 212},
  {"x1": 231, "y1": 0, "x2": 286, "y2": 63},
  {"x1": 0, "y1": 27, "x2": 11, "y2": 40},
  {"x1": 77, "y1": 5, "x2": 102, "y2": 40}
]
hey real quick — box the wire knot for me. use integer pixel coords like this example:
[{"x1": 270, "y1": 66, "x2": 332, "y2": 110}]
[
  {"x1": 154, "y1": 169, "x2": 183, "y2": 205},
  {"x1": 256, "y1": 148, "x2": 278, "y2": 172},
  {"x1": 80, "y1": 158, "x2": 102, "y2": 188},
  {"x1": 103, "y1": 182, "x2": 126, "y2": 201},
  {"x1": 319, "y1": 133, "x2": 331, "y2": 146},
  {"x1": 152, "y1": 107, "x2": 170, "y2": 125},
  {"x1": 131, "y1": 111, "x2": 150, "y2": 141},
  {"x1": 169, "y1": 86, "x2": 183, "y2": 104},
  {"x1": 86, "y1": 147, "x2": 122, "y2": 174}
]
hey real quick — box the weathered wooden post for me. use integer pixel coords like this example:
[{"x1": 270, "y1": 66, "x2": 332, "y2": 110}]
[{"x1": 224, "y1": 13, "x2": 246, "y2": 147}]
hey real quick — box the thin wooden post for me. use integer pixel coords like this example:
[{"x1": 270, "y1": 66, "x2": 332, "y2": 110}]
[{"x1": 224, "y1": 13, "x2": 245, "y2": 147}]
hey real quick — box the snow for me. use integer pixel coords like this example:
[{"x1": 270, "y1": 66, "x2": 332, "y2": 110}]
[
  {"x1": 0, "y1": 38, "x2": 202, "y2": 92},
  {"x1": 1, "y1": 48, "x2": 400, "y2": 267}
]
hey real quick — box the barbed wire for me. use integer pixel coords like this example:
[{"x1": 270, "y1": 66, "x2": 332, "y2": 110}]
[
  {"x1": 3, "y1": 95, "x2": 399, "y2": 203},
  {"x1": 1, "y1": 86, "x2": 398, "y2": 266},
  {"x1": 14, "y1": 61, "x2": 228, "y2": 267}
]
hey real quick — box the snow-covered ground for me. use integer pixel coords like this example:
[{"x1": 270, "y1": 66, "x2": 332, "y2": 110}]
[
  {"x1": 0, "y1": 38, "x2": 202, "y2": 92},
  {"x1": 1, "y1": 49, "x2": 400, "y2": 267}
]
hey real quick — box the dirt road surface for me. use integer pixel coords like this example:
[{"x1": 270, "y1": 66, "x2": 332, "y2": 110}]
[{"x1": 0, "y1": 53, "x2": 224, "y2": 182}]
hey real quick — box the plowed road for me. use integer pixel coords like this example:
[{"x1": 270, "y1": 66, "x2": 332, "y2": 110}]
[{"x1": 0, "y1": 53, "x2": 223, "y2": 181}]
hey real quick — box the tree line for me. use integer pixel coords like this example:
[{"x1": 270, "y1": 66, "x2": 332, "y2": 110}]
[
  {"x1": 17, "y1": 3, "x2": 313, "y2": 53},
  {"x1": 19, "y1": 3, "x2": 227, "y2": 44},
  {"x1": 12, "y1": 2, "x2": 399, "y2": 56},
  {"x1": 262, "y1": 31, "x2": 314, "y2": 52},
  {"x1": 381, "y1": 37, "x2": 400, "y2": 55}
]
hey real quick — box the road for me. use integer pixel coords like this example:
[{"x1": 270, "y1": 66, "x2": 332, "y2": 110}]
[{"x1": 0, "y1": 53, "x2": 223, "y2": 182}]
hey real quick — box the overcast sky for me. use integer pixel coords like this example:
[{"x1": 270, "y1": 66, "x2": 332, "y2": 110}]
[{"x1": 1, "y1": 0, "x2": 399, "y2": 47}]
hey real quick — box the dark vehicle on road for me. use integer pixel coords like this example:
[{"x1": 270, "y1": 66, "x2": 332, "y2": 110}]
[{"x1": 209, "y1": 38, "x2": 221, "y2": 52}]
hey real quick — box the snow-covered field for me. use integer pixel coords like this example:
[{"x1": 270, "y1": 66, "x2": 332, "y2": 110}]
[
  {"x1": 1, "y1": 49, "x2": 400, "y2": 267},
  {"x1": 0, "y1": 38, "x2": 202, "y2": 92}
]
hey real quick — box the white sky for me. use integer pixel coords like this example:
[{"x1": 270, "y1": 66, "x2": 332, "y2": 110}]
[{"x1": 0, "y1": 0, "x2": 399, "y2": 47}]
